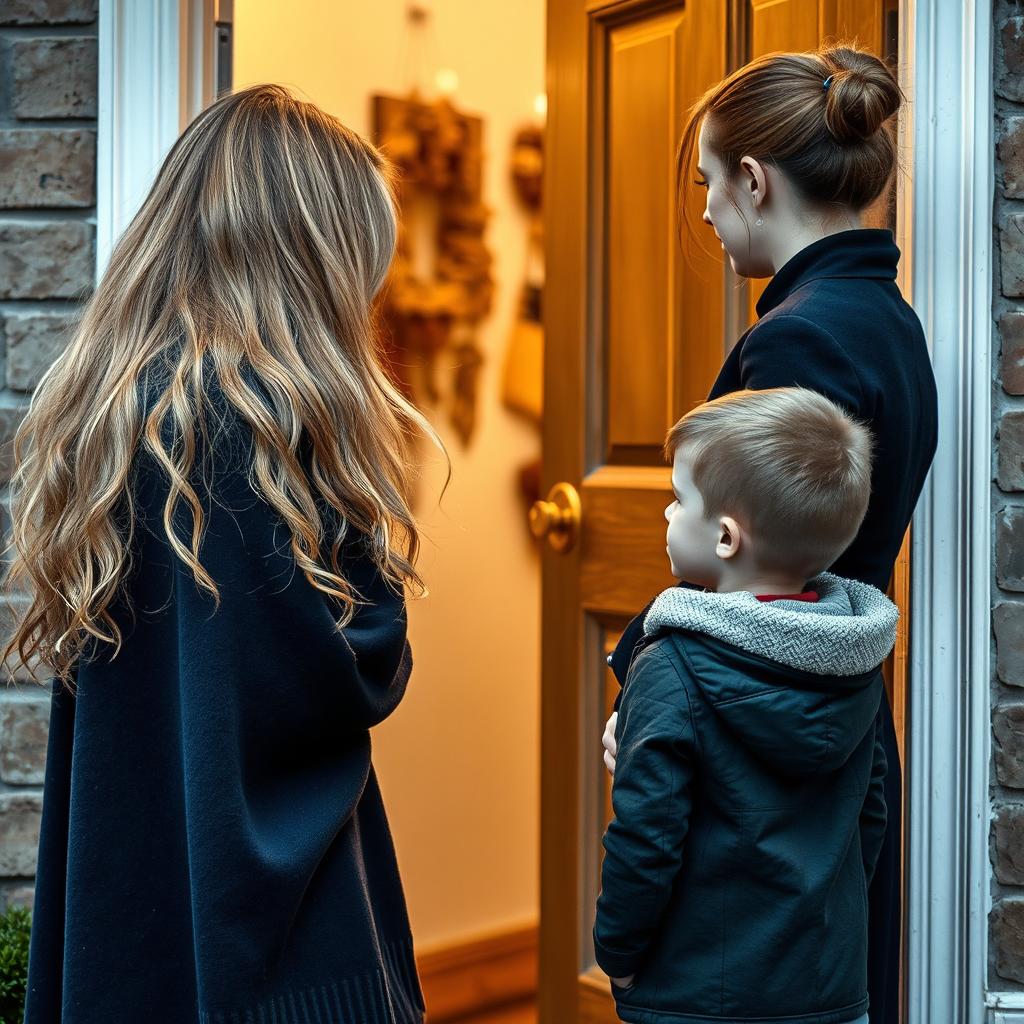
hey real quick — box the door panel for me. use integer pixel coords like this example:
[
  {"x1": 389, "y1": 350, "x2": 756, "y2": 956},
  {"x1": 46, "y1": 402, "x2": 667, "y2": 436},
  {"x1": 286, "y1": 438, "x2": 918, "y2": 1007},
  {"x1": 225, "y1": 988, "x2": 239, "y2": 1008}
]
[
  {"x1": 823, "y1": 0, "x2": 882, "y2": 51},
  {"x1": 606, "y1": 12, "x2": 682, "y2": 452},
  {"x1": 751, "y1": 0, "x2": 820, "y2": 53}
]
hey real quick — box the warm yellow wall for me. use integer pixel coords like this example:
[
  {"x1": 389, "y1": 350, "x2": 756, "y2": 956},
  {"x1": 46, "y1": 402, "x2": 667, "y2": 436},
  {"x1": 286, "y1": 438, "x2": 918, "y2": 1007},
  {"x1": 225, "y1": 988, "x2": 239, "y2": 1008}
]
[{"x1": 234, "y1": 1, "x2": 543, "y2": 948}]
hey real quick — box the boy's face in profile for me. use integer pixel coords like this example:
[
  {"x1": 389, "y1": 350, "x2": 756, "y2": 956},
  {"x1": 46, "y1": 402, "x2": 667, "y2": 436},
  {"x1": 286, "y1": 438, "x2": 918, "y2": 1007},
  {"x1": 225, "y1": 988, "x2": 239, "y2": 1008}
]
[{"x1": 665, "y1": 447, "x2": 726, "y2": 587}]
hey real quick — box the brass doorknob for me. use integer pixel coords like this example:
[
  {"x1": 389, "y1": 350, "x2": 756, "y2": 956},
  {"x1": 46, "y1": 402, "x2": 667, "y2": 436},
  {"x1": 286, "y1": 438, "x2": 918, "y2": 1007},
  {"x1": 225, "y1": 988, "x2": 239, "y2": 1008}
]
[{"x1": 529, "y1": 482, "x2": 582, "y2": 553}]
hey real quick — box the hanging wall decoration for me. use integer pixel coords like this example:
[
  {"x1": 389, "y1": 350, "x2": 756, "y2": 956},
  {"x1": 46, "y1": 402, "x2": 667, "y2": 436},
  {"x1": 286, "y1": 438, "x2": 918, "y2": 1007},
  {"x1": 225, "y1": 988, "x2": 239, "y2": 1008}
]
[
  {"x1": 502, "y1": 123, "x2": 544, "y2": 424},
  {"x1": 373, "y1": 91, "x2": 494, "y2": 446},
  {"x1": 503, "y1": 119, "x2": 545, "y2": 515}
]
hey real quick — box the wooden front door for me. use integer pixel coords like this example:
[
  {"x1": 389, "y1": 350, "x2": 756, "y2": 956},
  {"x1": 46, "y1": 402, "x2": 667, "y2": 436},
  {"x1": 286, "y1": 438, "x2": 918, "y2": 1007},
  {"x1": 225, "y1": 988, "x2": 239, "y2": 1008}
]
[{"x1": 539, "y1": 2, "x2": 903, "y2": 1023}]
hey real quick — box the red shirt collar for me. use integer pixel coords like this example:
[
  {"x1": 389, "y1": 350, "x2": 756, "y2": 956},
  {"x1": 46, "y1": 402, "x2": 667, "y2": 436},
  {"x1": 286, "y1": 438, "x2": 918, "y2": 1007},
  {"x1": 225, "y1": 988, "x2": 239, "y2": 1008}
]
[{"x1": 755, "y1": 590, "x2": 820, "y2": 603}]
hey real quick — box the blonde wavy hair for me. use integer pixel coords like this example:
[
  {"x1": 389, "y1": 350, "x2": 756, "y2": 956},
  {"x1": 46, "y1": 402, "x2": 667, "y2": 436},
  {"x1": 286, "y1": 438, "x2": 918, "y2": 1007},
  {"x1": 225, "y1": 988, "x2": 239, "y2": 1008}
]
[{"x1": 3, "y1": 83, "x2": 442, "y2": 686}]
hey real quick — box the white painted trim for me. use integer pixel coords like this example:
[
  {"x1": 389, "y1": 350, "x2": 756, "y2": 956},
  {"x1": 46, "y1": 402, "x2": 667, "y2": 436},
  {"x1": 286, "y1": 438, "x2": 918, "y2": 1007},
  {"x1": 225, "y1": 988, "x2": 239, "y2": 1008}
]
[
  {"x1": 903, "y1": 0, "x2": 994, "y2": 1021},
  {"x1": 96, "y1": 0, "x2": 187, "y2": 278},
  {"x1": 992, "y1": 993, "x2": 1024, "y2": 1010},
  {"x1": 181, "y1": 0, "x2": 217, "y2": 126}
]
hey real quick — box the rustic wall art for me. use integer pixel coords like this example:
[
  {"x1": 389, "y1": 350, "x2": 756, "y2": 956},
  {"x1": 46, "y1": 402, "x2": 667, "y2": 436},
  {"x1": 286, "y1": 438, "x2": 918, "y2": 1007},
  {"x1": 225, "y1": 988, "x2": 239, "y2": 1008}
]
[{"x1": 373, "y1": 92, "x2": 493, "y2": 446}]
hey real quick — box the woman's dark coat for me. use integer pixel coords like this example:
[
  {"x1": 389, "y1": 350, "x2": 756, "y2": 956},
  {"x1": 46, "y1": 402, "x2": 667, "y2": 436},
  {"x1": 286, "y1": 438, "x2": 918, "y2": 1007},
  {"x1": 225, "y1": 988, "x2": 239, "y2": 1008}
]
[{"x1": 24, "y1": 387, "x2": 425, "y2": 1024}]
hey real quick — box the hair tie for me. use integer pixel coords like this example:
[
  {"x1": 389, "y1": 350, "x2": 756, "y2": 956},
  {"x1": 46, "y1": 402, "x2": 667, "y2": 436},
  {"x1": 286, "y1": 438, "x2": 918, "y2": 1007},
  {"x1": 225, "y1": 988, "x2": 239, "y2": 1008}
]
[{"x1": 822, "y1": 75, "x2": 834, "y2": 91}]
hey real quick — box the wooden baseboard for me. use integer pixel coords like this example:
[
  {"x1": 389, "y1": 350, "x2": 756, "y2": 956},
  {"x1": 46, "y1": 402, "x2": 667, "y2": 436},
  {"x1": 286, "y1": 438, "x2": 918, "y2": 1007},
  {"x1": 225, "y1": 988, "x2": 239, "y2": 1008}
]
[{"x1": 416, "y1": 920, "x2": 538, "y2": 1022}]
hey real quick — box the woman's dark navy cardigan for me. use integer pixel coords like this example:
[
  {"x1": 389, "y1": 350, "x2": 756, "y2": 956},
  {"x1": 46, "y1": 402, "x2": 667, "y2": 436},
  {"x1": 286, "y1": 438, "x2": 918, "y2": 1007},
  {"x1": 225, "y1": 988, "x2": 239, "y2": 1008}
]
[
  {"x1": 610, "y1": 229, "x2": 937, "y2": 1024},
  {"x1": 23, "y1": 392, "x2": 425, "y2": 1023}
]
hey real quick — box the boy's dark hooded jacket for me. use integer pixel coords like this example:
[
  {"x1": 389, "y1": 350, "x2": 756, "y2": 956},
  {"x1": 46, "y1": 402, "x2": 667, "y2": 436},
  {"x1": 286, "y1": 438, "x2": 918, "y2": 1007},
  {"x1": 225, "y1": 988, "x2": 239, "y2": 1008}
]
[{"x1": 594, "y1": 574, "x2": 897, "y2": 1024}]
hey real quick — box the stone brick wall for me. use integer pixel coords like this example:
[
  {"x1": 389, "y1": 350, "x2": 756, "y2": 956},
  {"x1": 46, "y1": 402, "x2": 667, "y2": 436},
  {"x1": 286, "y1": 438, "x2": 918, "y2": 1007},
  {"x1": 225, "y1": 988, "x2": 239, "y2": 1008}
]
[{"x1": 0, "y1": 0, "x2": 97, "y2": 914}]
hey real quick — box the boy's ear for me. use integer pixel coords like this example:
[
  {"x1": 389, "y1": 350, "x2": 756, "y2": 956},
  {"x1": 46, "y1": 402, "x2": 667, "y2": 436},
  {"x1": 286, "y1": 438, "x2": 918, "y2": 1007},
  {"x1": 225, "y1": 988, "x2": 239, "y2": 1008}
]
[{"x1": 716, "y1": 516, "x2": 741, "y2": 560}]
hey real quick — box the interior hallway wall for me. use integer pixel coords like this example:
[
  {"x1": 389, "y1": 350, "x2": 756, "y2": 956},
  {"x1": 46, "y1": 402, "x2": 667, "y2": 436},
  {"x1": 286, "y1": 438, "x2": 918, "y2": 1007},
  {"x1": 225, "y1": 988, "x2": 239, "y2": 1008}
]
[{"x1": 234, "y1": 0, "x2": 543, "y2": 949}]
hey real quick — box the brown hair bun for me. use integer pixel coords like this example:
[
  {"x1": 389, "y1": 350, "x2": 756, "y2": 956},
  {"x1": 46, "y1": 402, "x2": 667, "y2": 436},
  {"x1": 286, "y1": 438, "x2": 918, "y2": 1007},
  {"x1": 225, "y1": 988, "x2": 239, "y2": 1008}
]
[
  {"x1": 675, "y1": 43, "x2": 906, "y2": 223},
  {"x1": 824, "y1": 48, "x2": 902, "y2": 145}
]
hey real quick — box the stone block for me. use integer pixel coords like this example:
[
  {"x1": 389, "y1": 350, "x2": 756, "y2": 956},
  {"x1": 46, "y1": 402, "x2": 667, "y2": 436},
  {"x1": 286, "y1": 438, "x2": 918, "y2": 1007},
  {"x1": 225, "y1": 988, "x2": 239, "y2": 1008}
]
[
  {"x1": 11, "y1": 37, "x2": 97, "y2": 119},
  {"x1": 1001, "y1": 117, "x2": 1024, "y2": 199},
  {"x1": 0, "y1": 404, "x2": 30, "y2": 486},
  {"x1": 995, "y1": 703, "x2": 1024, "y2": 788},
  {"x1": 5, "y1": 311, "x2": 72, "y2": 391},
  {"x1": 0, "y1": 697, "x2": 49, "y2": 785},
  {"x1": 0, "y1": 221, "x2": 93, "y2": 299},
  {"x1": 996, "y1": 603, "x2": 1024, "y2": 686},
  {"x1": 997, "y1": 508, "x2": 1024, "y2": 591},
  {"x1": 0, "y1": 493, "x2": 12, "y2": 554},
  {"x1": 0, "y1": 594, "x2": 45, "y2": 685},
  {"x1": 994, "y1": 805, "x2": 1024, "y2": 884},
  {"x1": 0, "y1": 884, "x2": 34, "y2": 912},
  {"x1": 0, "y1": 794, "x2": 42, "y2": 876},
  {"x1": 0, "y1": 129, "x2": 95, "y2": 208},
  {"x1": 1000, "y1": 411, "x2": 1024, "y2": 491},
  {"x1": 1002, "y1": 215, "x2": 1024, "y2": 298},
  {"x1": 1001, "y1": 311, "x2": 1024, "y2": 395},
  {"x1": 998, "y1": 16, "x2": 1024, "y2": 103},
  {"x1": 0, "y1": 0, "x2": 96, "y2": 24}
]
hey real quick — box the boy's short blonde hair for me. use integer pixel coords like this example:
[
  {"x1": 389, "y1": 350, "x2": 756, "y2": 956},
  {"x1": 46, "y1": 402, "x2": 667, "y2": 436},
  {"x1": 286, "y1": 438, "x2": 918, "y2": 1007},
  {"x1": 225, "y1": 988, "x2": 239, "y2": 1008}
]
[{"x1": 666, "y1": 388, "x2": 873, "y2": 577}]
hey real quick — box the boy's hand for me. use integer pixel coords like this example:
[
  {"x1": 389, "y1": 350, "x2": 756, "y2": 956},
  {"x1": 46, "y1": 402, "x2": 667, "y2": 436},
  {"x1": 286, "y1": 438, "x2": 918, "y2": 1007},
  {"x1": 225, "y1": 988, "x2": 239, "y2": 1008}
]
[
  {"x1": 603, "y1": 711, "x2": 618, "y2": 774},
  {"x1": 610, "y1": 974, "x2": 635, "y2": 989}
]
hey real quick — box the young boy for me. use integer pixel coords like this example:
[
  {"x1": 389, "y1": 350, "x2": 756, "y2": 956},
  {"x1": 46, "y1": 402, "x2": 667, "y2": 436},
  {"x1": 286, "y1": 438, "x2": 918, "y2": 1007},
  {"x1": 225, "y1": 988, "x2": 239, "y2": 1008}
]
[{"x1": 594, "y1": 387, "x2": 895, "y2": 1024}]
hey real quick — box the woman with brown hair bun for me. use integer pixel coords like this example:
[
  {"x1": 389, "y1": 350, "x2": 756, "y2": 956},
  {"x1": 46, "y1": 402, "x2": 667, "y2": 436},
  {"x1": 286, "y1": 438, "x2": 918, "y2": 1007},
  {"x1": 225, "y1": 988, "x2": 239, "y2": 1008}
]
[{"x1": 603, "y1": 46, "x2": 937, "y2": 1024}]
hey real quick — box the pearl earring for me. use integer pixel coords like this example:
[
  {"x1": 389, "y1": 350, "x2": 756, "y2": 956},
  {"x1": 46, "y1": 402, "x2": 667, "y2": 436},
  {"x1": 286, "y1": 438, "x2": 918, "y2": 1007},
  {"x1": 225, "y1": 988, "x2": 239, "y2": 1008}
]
[{"x1": 756, "y1": 217, "x2": 764, "y2": 227}]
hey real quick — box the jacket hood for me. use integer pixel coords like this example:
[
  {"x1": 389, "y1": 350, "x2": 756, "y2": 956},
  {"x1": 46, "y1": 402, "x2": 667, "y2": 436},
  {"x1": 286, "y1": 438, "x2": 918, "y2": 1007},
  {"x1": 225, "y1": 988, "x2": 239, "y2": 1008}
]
[{"x1": 643, "y1": 573, "x2": 897, "y2": 775}]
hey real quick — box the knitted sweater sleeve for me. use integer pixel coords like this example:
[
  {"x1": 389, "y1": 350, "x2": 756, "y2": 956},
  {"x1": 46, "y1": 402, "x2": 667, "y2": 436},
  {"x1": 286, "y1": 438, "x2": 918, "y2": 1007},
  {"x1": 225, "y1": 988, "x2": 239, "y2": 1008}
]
[{"x1": 131, "y1": 412, "x2": 413, "y2": 739}]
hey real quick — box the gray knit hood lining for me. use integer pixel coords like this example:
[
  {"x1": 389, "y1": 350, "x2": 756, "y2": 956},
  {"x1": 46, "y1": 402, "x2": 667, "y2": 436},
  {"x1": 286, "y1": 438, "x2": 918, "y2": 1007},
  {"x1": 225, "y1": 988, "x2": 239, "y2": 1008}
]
[{"x1": 643, "y1": 572, "x2": 898, "y2": 677}]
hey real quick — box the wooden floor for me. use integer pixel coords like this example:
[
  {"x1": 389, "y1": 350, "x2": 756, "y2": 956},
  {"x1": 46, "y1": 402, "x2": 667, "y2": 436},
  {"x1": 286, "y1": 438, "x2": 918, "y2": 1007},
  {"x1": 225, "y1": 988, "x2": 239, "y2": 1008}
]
[{"x1": 457, "y1": 1001, "x2": 537, "y2": 1024}]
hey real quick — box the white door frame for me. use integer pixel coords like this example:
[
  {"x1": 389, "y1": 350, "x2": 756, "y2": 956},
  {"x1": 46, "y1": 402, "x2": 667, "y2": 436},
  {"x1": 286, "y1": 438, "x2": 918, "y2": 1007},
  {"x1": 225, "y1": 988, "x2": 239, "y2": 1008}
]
[
  {"x1": 96, "y1": 0, "x2": 214, "y2": 275},
  {"x1": 900, "y1": 1, "x2": 994, "y2": 1022},
  {"x1": 95, "y1": 0, "x2": 996, "y2": 1018}
]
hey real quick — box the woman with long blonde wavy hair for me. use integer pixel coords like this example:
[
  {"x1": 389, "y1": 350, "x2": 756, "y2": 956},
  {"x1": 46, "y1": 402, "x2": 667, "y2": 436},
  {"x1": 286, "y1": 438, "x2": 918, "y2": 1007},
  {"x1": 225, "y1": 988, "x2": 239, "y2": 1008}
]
[{"x1": 12, "y1": 84, "x2": 435, "y2": 1024}]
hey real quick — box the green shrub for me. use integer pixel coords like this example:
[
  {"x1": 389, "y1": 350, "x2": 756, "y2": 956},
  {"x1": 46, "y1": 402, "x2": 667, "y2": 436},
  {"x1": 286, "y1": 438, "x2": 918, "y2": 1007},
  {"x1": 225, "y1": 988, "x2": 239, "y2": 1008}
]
[{"x1": 0, "y1": 905, "x2": 31, "y2": 1024}]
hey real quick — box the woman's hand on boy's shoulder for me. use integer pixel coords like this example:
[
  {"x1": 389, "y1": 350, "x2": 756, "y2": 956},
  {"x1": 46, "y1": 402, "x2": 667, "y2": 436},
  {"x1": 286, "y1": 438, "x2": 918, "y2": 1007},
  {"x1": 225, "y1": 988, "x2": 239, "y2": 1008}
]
[{"x1": 602, "y1": 711, "x2": 618, "y2": 775}]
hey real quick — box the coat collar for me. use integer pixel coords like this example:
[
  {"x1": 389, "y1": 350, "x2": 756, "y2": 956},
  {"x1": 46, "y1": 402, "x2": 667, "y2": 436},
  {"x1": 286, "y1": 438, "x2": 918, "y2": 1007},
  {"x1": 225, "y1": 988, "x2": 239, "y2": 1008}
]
[
  {"x1": 755, "y1": 228, "x2": 900, "y2": 319},
  {"x1": 643, "y1": 572, "x2": 897, "y2": 678}
]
